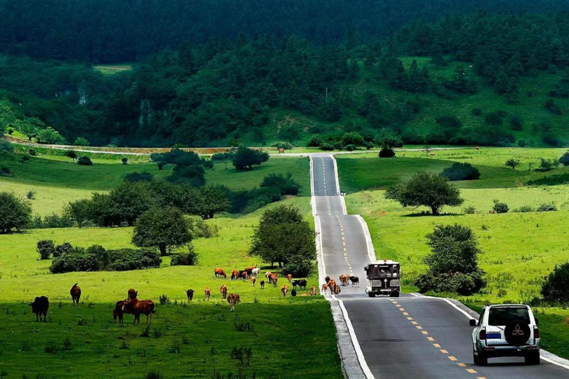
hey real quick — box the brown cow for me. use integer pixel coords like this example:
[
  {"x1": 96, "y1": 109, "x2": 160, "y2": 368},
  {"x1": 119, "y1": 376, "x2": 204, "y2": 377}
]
[
  {"x1": 204, "y1": 287, "x2": 211, "y2": 301},
  {"x1": 220, "y1": 284, "x2": 228, "y2": 299},
  {"x1": 231, "y1": 270, "x2": 239, "y2": 280},
  {"x1": 30, "y1": 296, "x2": 49, "y2": 322},
  {"x1": 328, "y1": 279, "x2": 337, "y2": 294},
  {"x1": 113, "y1": 300, "x2": 125, "y2": 323},
  {"x1": 271, "y1": 274, "x2": 278, "y2": 287},
  {"x1": 265, "y1": 271, "x2": 272, "y2": 283},
  {"x1": 122, "y1": 298, "x2": 155, "y2": 324},
  {"x1": 127, "y1": 288, "x2": 138, "y2": 300},
  {"x1": 70, "y1": 283, "x2": 81, "y2": 306},
  {"x1": 251, "y1": 277, "x2": 257, "y2": 287},
  {"x1": 339, "y1": 274, "x2": 350, "y2": 286},
  {"x1": 227, "y1": 293, "x2": 241, "y2": 312},
  {"x1": 333, "y1": 285, "x2": 341, "y2": 295},
  {"x1": 241, "y1": 271, "x2": 249, "y2": 280},
  {"x1": 324, "y1": 276, "x2": 331, "y2": 284},
  {"x1": 321, "y1": 283, "x2": 329, "y2": 295},
  {"x1": 281, "y1": 285, "x2": 289, "y2": 297},
  {"x1": 310, "y1": 285, "x2": 317, "y2": 296},
  {"x1": 214, "y1": 268, "x2": 227, "y2": 278},
  {"x1": 286, "y1": 274, "x2": 292, "y2": 283}
]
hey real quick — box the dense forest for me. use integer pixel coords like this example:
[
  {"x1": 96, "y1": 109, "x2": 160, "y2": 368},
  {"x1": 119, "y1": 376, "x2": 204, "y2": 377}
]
[
  {"x1": 1, "y1": 4, "x2": 569, "y2": 147},
  {"x1": 2, "y1": 0, "x2": 568, "y2": 63}
]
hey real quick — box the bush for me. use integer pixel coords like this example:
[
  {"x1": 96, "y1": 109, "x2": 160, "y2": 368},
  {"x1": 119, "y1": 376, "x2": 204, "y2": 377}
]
[
  {"x1": 527, "y1": 173, "x2": 569, "y2": 186},
  {"x1": 306, "y1": 135, "x2": 323, "y2": 147},
  {"x1": 232, "y1": 146, "x2": 269, "y2": 170},
  {"x1": 211, "y1": 152, "x2": 235, "y2": 161},
  {"x1": 416, "y1": 271, "x2": 486, "y2": 296},
  {"x1": 509, "y1": 115, "x2": 523, "y2": 130},
  {"x1": 31, "y1": 213, "x2": 74, "y2": 229},
  {"x1": 282, "y1": 258, "x2": 313, "y2": 277},
  {"x1": 74, "y1": 137, "x2": 89, "y2": 146},
  {"x1": 537, "y1": 203, "x2": 557, "y2": 212},
  {"x1": 471, "y1": 108, "x2": 482, "y2": 116},
  {"x1": 190, "y1": 221, "x2": 219, "y2": 238},
  {"x1": 440, "y1": 162, "x2": 480, "y2": 181},
  {"x1": 77, "y1": 156, "x2": 93, "y2": 166},
  {"x1": 541, "y1": 263, "x2": 569, "y2": 303},
  {"x1": 492, "y1": 200, "x2": 509, "y2": 214},
  {"x1": 0, "y1": 139, "x2": 13, "y2": 152},
  {"x1": 28, "y1": 149, "x2": 36, "y2": 156},
  {"x1": 27, "y1": 190, "x2": 35, "y2": 200},
  {"x1": 560, "y1": 151, "x2": 569, "y2": 167},
  {"x1": 50, "y1": 245, "x2": 161, "y2": 273},
  {"x1": 260, "y1": 173, "x2": 301, "y2": 196},
  {"x1": 37, "y1": 240, "x2": 56, "y2": 260},
  {"x1": 0, "y1": 166, "x2": 11, "y2": 176},
  {"x1": 514, "y1": 205, "x2": 534, "y2": 213},
  {"x1": 121, "y1": 157, "x2": 128, "y2": 165},
  {"x1": 537, "y1": 158, "x2": 559, "y2": 172},
  {"x1": 53, "y1": 242, "x2": 73, "y2": 258},
  {"x1": 170, "y1": 247, "x2": 198, "y2": 266},
  {"x1": 378, "y1": 147, "x2": 395, "y2": 158},
  {"x1": 319, "y1": 143, "x2": 334, "y2": 151},
  {"x1": 463, "y1": 206, "x2": 476, "y2": 214},
  {"x1": 124, "y1": 172, "x2": 154, "y2": 183}
]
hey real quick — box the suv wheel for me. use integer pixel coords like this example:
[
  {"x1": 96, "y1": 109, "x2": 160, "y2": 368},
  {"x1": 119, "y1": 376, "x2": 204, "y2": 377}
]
[
  {"x1": 525, "y1": 352, "x2": 540, "y2": 365},
  {"x1": 474, "y1": 351, "x2": 487, "y2": 366}
]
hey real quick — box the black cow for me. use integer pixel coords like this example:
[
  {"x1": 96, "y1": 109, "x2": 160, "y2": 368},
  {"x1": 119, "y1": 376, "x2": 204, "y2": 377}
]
[
  {"x1": 260, "y1": 280, "x2": 265, "y2": 289},
  {"x1": 186, "y1": 289, "x2": 195, "y2": 301},
  {"x1": 293, "y1": 279, "x2": 308, "y2": 289},
  {"x1": 349, "y1": 276, "x2": 360, "y2": 288},
  {"x1": 30, "y1": 296, "x2": 49, "y2": 322},
  {"x1": 291, "y1": 289, "x2": 297, "y2": 297}
]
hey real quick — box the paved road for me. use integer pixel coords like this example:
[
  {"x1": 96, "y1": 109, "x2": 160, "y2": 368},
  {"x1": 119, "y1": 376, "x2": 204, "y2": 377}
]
[{"x1": 311, "y1": 154, "x2": 569, "y2": 379}]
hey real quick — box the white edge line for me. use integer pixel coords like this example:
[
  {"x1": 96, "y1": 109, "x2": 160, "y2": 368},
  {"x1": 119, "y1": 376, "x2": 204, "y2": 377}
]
[
  {"x1": 311, "y1": 156, "x2": 375, "y2": 379},
  {"x1": 355, "y1": 215, "x2": 376, "y2": 263},
  {"x1": 334, "y1": 295, "x2": 376, "y2": 379},
  {"x1": 421, "y1": 295, "x2": 569, "y2": 370},
  {"x1": 330, "y1": 155, "x2": 347, "y2": 215}
]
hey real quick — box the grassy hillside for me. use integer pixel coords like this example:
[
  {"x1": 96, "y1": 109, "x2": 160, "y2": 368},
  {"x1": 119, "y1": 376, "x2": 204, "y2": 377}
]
[
  {"x1": 339, "y1": 148, "x2": 569, "y2": 359},
  {"x1": 0, "y1": 150, "x2": 310, "y2": 215}
]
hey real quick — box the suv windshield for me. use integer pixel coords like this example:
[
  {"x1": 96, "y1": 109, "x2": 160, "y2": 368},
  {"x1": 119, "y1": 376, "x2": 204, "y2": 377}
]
[{"x1": 488, "y1": 307, "x2": 530, "y2": 326}]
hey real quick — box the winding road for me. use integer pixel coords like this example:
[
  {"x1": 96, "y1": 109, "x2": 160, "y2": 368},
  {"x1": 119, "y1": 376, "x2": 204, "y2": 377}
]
[{"x1": 310, "y1": 154, "x2": 569, "y2": 379}]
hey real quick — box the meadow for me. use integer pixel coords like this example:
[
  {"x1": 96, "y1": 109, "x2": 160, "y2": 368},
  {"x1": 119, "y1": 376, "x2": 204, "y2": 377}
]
[
  {"x1": 0, "y1": 197, "x2": 342, "y2": 379},
  {"x1": 338, "y1": 147, "x2": 569, "y2": 359}
]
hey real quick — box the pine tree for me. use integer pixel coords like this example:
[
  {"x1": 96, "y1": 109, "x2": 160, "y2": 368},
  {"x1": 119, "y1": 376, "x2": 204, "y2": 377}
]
[{"x1": 495, "y1": 70, "x2": 511, "y2": 94}]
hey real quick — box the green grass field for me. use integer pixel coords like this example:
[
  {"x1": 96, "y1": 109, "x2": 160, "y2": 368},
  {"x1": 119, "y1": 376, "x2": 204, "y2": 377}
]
[
  {"x1": 0, "y1": 151, "x2": 310, "y2": 216},
  {"x1": 339, "y1": 148, "x2": 569, "y2": 359},
  {"x1": 0, "y1": 196, "x2": 342, "y2": 378}
]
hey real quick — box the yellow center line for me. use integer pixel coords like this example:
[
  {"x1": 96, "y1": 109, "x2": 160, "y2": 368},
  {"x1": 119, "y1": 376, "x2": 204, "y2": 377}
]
[
  {"x1": 448, "y1": 356, "x2": 457, "y2": 361},
  {"x1": 407, "y1": 317, "x2": 413, "y2": 320},
  {"x1": 399, "y1": 308, "x2": 405, "y2": 311},
  {"x1": 403, "y1": 312, "x2": 409, "y2": 316},
  {"x1": 416, "y1": 326, "x2": 423, "y2": 330},
  {"x1": 411, "y1": 321, "x2": 418, "y2": 325},
  {"x1": 427, "y1": 337, "x2": 435, "y2": 342},
  {"x1": 440, "y1": 349, "x2": 448, "y2": 354},
  {"x1": 477, "y1": 377, "x2": 488, "y2": 379},
  {"x1": 457, "y1": 363, "x2": 467, "y2": 367},
  {"x1": 421, "y1": 331, "x2": 429, "y2": 335},
  {"x1": 466, "y1": 369, "x2": 477, "y2": 374},
  {"x1": 433, "y1": 343, "x2": 441, "y2": 348}
]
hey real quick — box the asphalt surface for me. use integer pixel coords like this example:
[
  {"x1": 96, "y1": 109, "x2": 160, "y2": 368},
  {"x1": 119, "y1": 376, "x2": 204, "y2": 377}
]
[{"x1": 311, "y1": 154, "x2": 569, "y2": 379}]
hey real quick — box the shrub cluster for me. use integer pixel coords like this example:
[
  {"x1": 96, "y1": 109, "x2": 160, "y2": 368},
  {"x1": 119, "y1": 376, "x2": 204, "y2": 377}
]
[
  {"x1": 49, "y1": 243, "x2": 161, "y2": 273},
  {"x1": 492, "y1": 200, "x2": 509, "y2": 214},
  {"x1": 440, "y1": 162, "x2": 481, "y2": 181},
  {"x1": 170, "y1": 247, "x2": 199, "y2": 266},
  {"x1": 31, "y1": 213, "x2": 74, "y2": 229},
  {"x1": 541, "y1": 263, "x2": 569, "y2": 303}
]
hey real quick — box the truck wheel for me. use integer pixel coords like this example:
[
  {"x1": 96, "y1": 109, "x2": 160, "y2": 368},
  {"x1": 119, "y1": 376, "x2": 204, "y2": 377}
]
[
  {"x1": 390, "y1": 292, "x2": 400, "y2": 298},
  {"x1": 368, "y1": 292, "x2": 375, "y2": 298}
]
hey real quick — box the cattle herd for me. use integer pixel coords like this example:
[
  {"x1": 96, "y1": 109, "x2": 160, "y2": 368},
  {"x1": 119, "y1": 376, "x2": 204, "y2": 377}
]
[{"x1": 28, "y1": 268, "x2": 359, "y2": 323}]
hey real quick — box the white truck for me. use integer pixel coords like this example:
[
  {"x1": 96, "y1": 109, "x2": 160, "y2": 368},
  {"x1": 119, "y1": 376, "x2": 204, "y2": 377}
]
[{"x1": 364, "y1": 260, "x2": 401, "y2": 297}]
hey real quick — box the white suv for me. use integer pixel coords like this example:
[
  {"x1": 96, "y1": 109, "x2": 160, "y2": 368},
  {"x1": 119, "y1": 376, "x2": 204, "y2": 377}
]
[{"x1": 470, "y1": 304, "x2": 540, "y2": 365}]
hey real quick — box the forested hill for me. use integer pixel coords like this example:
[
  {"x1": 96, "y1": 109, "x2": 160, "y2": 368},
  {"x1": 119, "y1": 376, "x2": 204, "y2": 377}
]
[
  {"x1": 2, "y1": 0, "x2": 569, "y2": 63},
  {"x1": 1, "y1": 12, "x2": 569, "y2": 148}
]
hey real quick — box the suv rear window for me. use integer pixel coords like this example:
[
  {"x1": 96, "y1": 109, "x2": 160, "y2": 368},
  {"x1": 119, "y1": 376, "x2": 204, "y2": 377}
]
[{"x1": 488, "y1": 307, "x2": 530, "y2": 326}]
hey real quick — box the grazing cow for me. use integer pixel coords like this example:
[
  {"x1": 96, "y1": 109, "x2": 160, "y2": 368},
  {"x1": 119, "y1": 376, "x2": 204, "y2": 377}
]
[
  {"x1": 227, "y1": 293, "x2": 241, "y2": 312},
  {"x1": 30, "y1": 296, "x2": 49, "y2": 322},
  {"x1": 286, "y1": 274, "x2": 293, "y2": 283},
  {"x1": 113, "y1": 300, "x2": 125, "y2": 323},
  {"x1": 402, "y1": 153, "x2": 406, "y2": 157},
  {"x1": 70, "y1": 283, "x2": 81, "y2": 306},
  {"x1": 271, "y1": 274, "x2": 278, "y2": 287},
  {"x1": 214, "y1": 268, "x2": 227, "y2": 278},
  {"x1": 339, "y1": 274, "x2": 350, "y2": 286},
  {"x1": 328, "y1": 279, "x2": 337, "y2": 294},
  {"x1": 122, "y1": 298, "x2": 155, "y2": 324},
  {"x1": 333, "y1": 285, "x2": 341, "y2": 295},
  {"x1": 281, "y1": 285, "x2": 289, "y2": 297},
  {"x1": 430, "y1": 153, "x2": 436, "y2": 157},
  {"x1": 204, "y1": 287, "x2": 211, "y2": 301},
  {"x1": 231, "y1": 270, "x2": 239, "y2": 280},
  {"x1": 321, "y1": 283, "x2": 329, "y2": 295},
  {"x1": 251, "y1": 277, "x2": 257, "y2": 287},
  {"x1": 260, "y1": 280, "x2": 265, "y2": 289},
  {"x1": 265, "y1": 271, "x2": 272, "y2": 283},
  {"x1": 310, "y1": 285, "x2": 317, "y2": 296},
  {"x1": 325, "y1": 276, "x2": 331, "y2": 284},
  {"x1": 252, "y1": 268, "x2": 260, "y2": 277},
  {"x1": 220, "y1": 285, "x2": 228, "y2": 299},
  {"x1": 128, "y1": 288, "x2": 138, "y2": 300},
  {"x1": 489, "y1": 209, "x2": 495, "y2": 214},
  {"x1": 186, "y1": 289, "x2": 195, "y2": 302},
  {"x1": 292, "y1": 279, "x2": 307, "y2": 289},
  {"x1": 349, "y1": 276, "x2": 360, "y2": 288},
  {"x1": 291, "y1": 289, "x2": 297, "y2": 297},
  {"x1": 241, "y1": 271, "x2": 249, "y2": 280}
]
